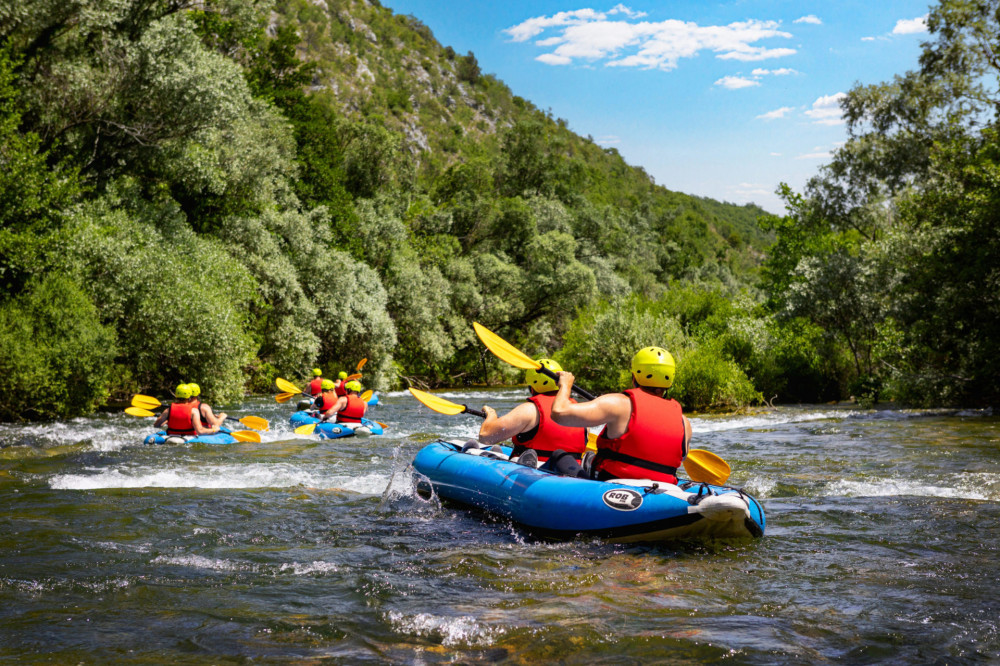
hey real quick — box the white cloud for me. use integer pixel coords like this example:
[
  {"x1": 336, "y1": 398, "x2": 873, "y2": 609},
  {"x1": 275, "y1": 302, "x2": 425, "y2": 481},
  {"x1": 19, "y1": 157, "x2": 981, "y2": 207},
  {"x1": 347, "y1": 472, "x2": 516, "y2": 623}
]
[
  {"x1": 892, "y1": 15, "x2": 928, "y2": 34},
  {"x1": 731, "y1": 182, "x2": 773, "y2": 197},
  {"x1": 757, "y1": 106, "x2": 794, "y2": 120},
  {"x1": 797, "y1": 151, "x2": 831, "y2": 159},
  {"x1": 794, "y1": 15, "x2": 822, "y2": 25},
  {"x1": 752, "y1": 67, "x2": 798, "y2": 76},
  {"x1": 861, "y1": 36, "x2": 877, "y2": 41},
  {"x1": 804, "y1": 92, "x2": 846, "y2": 125},
  {"x1": 769, "y1": 152, "x2": 782, "y2": 156},
  {"x1": 715, "y1": 75, "x2": 760, "y2": 89},
  {"x1": 505, "y1": 10, "x2": 796, "y2": 70}
]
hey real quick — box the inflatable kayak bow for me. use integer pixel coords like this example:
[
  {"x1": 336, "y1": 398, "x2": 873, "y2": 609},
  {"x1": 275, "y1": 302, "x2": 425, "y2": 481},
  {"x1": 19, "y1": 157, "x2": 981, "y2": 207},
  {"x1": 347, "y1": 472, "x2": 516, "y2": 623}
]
[{"x1": 289, "y1": 411, "x2": 384, "y2": 439}]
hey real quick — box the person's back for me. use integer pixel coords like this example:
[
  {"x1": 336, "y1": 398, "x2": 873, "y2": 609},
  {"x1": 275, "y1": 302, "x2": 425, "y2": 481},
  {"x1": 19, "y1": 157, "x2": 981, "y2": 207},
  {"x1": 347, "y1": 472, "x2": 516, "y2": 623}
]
[
  {"x1": 336, "y1": 381, "x2": 366, "y2": 423},
  {"x1": 307, "y1": 368, "x2": 323, "y2": 396},
  {"x1": 550, "y1": 347, "x2": 691, "y2": 482}
]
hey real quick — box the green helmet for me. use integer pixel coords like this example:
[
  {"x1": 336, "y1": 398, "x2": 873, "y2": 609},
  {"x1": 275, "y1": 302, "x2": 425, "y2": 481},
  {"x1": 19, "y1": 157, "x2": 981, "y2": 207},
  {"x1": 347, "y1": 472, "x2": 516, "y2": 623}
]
[
  {"x1": 630, "y1": 347, "x2": 676, "y2": 388},
  {"x1": 525, "y1": 359, "x2": 562, "y2": 393},
  {"x1": 338, "y1": 371, "x2": 348, "y2": 380},
  {"x1": 175, "y1": 383, "x2": 193, "y2": 400},
  {"x1": 188, "y1": 383, "x2": 201, "y2": 397},
  {"x1": 312, "y1": 368, "x2": 322, "y2": 377},
  {"x1": 321, "y1": 379, "x2": 336, "y2": 391},
  {"x1": 345, "y1": 380, "x2": 362, "y2": 393}
]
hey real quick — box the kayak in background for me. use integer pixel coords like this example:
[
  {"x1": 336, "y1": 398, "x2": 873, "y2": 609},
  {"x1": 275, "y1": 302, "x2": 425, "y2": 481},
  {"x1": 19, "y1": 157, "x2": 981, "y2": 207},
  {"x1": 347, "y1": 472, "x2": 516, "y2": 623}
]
[
  {"x1": 289, "y1": 411, "x2": 384, "y2": 439},
  {"x1": 411, "y1": 440, "x2": 765, "y2": 543},
  {"x1": 144, "y1": 429, "x2": 239, "y2": 446}
]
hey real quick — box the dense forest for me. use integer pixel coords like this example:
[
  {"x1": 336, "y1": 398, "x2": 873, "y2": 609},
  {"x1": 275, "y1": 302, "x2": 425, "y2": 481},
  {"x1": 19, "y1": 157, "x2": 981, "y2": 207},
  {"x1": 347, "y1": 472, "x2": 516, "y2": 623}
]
[{"x1": 1, "y1": 0, "x2": 997, "y2": 421}]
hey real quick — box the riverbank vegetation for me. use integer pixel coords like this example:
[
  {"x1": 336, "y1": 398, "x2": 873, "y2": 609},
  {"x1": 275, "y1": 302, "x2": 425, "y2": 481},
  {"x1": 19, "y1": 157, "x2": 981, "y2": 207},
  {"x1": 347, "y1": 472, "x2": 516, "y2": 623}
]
[{"x1": 0, "y1": 0, "x2": 996, "y2": 420}]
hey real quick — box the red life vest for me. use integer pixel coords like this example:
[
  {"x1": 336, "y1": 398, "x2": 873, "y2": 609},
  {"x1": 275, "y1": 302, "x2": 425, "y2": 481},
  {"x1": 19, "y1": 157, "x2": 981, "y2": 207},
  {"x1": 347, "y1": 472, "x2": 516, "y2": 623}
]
[
  {"x1": 166, "y1": 401, "x2": 197, "y2": 436},
  {"x1": 308, "y1": 378, "x2": 322, "y2": 396},
  {"x1": 512, "y1": 393, "x2": 587, "y2": 461},
  {"x1": 335, "y1": 380, "x2": 347, "y2": 397},
  {"x1": 315, "y1": 392, "x2": 337, "y2": 413},
  {"x1": 336, "y1": 394, "x2": 365, "y2": 423},
  {"x1": 594, "y1": 388, "x2": 686, "y2": 483}
]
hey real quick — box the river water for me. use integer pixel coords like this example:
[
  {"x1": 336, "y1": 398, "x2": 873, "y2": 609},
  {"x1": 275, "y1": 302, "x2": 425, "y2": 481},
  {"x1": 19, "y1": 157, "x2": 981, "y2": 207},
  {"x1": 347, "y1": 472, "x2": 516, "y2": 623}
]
[{"x1": 1, "y1": 390, "x2": 998, "y2": 663}]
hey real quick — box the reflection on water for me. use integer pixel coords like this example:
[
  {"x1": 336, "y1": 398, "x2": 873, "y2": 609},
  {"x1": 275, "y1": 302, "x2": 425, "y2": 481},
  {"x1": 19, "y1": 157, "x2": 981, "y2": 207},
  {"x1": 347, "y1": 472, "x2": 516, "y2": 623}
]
[{"x1": 1, "y1": 391, "x2": 998, "y2": 662}]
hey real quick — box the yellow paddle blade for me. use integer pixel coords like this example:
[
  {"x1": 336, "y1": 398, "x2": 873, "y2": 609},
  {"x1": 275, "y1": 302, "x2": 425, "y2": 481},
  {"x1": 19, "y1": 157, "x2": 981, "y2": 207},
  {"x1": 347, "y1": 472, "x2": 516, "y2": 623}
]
[
  {"x1": 275, "y1": 392, "x2": 297, "y2": 403},
  {"x1": 347, "y1": 373, "x2": 362, "y2": 381},
  {"x1": 356, "y1": 358, "x2": 367, "y2": 371},
  {"x1": 275, "y1": 377, "x2": 301, "y2": 394},
  {"x1": 360, "y1": 389, "x2": 373, "y2": 403},
  {"x1": 586, "y1": 432, "x2": 597, "y2": 452},
  {"x1": 125, "y1": 406, "x2": 155, "y2": 418},
  {"x1": 408, "y1": 388, "x2": 467, "y2": 416},
  {"x1": 230, "y1": 430, "x2": 262, "y2": 443},
  {"x1": 239, "y1": 415, "x2": 269, "y2": 431},
  {"x1": 473, "y1": 322, "x2": 541, "y2": 371},
  {"x1": 131, "y1": 394, "x2": 161, "y2": 409},
  {"x1": 683, "y1": 449, "x2": 731, "y2": 486},
  {"x1": 294, "y1": 423, "x2": 317, "y2": 436},
  {"x1": 375, "y1": 421, "x2": 387, "y2": 429}
]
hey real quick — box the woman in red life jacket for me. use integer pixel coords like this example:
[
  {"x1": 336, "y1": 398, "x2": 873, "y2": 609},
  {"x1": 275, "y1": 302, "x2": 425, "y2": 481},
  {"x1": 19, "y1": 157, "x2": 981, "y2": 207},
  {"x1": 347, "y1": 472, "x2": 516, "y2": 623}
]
[
  {"x1": 332, "y1": 380, "x2": 366, "y2": 423},
  {"x1": 153, "y1": 384, "x2": 224, "y2": 437},
  {"x1": 187, "y1": 382, "x2": 226, "y2": 428},
  {"x1": 549, "y1": 347, "x2": 691, "y2": 483},
  {"x1": 314, "y1": 379, "x2": 339, "y2": 419},
  {"x1": 473, "y1": 359, "x2": 588, "y2": 469},
  {"x1": 307, "y1": 368, "x2": 323, "y2": 397}
]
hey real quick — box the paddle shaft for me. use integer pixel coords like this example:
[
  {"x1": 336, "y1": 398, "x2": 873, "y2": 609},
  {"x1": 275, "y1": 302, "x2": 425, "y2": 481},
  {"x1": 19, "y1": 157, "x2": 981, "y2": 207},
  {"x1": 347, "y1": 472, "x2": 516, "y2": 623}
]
[{"x1": 536, "y1": 366, "x2": 596, "y2": 401}]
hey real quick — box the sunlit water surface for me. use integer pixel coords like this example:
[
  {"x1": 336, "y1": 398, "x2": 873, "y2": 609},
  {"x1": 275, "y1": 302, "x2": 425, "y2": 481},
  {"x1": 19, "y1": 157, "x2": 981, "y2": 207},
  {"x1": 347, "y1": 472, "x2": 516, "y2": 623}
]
[{"x1": 1, "y1": 391, "x2": 998, "y2": 663}]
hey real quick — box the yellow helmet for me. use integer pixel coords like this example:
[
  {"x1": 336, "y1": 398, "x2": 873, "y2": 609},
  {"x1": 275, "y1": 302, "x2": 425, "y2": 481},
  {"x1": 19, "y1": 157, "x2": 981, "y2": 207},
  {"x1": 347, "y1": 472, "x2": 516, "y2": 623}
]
[
  {"x1": 188, "y1": 383, "x2": 201, "y2": 397},
  {"x1": 338, "y1": 371, "x2": 348, "y2": 380},
  {"x1": 321, "y1": 379, "x2": 335, "y2": 390},
  {"x1": 312, "y1": 368, "x2": 322, "y2": 376},
  {"x1": 345, "y1": 380, "x2": 362, "y2": 393},
  {"x1": 630, "y1": 347, "x2": 676, "y2": 388},
  {"x1": 525, "y1": 359, "x2": 562, "y2": 393},
  {"x1": 175, "y1": 383, "x2": 193, "y2": 399}
]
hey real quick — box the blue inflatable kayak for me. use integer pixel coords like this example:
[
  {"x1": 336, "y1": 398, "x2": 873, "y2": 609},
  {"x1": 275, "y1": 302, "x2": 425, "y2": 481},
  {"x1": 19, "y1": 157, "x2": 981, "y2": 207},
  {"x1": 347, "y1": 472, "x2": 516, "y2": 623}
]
[
  {"x1": 144, "y1": 429, "x2": 239, "y2": 445},
  {"x1": 289, "y1": 411, "x2": 384, "y2": 439},
  {"x1": 411, "y1": 440, "x2": 765, "y2": 543}
]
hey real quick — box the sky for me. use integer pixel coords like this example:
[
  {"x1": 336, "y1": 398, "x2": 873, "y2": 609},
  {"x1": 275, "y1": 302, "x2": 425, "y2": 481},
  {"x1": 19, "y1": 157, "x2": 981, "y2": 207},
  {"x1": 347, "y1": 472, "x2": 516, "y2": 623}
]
[{"x1": 378, "y1": 0, "x2": 934, "y2": 214}]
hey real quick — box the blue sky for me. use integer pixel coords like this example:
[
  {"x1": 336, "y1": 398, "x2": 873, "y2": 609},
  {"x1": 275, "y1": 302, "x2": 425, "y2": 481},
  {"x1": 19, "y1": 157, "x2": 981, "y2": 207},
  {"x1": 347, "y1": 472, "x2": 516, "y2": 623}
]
[{"x1": 380, "y1": 1, "x2": 933, "y2": 214}]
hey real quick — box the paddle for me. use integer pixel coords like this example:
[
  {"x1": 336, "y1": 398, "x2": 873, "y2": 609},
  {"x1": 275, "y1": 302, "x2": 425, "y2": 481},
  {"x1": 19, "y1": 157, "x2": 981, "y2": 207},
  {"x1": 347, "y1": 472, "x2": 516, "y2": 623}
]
[
  {"x1": 275, "y1": 392, "x2": 297, "y2": 403},
  {"x1": 276, "y1": 378, "x2": 302, "y2": 394},
  {"x1": 124, "y1": 407, "x2": 261, "y2": 442},
  {"x1": 471, "y1": 323, "x2": 731, "y2": 485},
  {"x1": 357, "y1": 358, "x2": 367, "y2": 371},
  {"x1": 131, "y1": 394, "x2": 161, "y2": 410},
  {"x1": 473, "y1": 322, "x2": 596, "y2": 401}
]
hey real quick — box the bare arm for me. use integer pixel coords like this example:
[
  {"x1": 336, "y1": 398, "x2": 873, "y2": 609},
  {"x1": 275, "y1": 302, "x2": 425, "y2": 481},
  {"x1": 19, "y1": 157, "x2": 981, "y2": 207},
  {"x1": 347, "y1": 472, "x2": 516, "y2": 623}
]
[
  {"x1": 153, "y1": 407, "x2": 168, "y2": 429},
  {"x1": 200, "y1": 404, "x2": 226, "y2": 428},
  {"x1": 478, "y1": 402, "x2": 539, "y2": 446},
  {"x1": 550, "y1": 371, "x2": 632, "y2": 438},
  {"x1": 192, "y1": 407, "x2": 220, "y2": 436},
  {"x1": 322, "y1": 396, "x2": 347, "y2": 420}
]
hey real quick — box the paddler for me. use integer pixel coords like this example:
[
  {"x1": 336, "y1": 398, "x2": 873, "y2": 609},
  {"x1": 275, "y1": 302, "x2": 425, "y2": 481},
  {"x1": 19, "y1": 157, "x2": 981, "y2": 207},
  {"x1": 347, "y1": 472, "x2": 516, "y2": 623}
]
[
  {"x1": 333, "y1": 370, "x2": 349, "y2": 397},
  {"x1": 329, "y1": 380, "x2": 367, "y2": 424},
  {"x1": 470, "y1": 359, "x2": 588, "y2": 469},
  {"x1": 307, "y1": 368, "x2": 324, "y2": 397},
  {"x1": 314, "y1": 379, "x2": 339, "y2": 420},
  {"x1": 152, "y1": 383, "x2": 224, "y2": 437},
  {"x1": 549, "y1": 347, "x2": 691, "y2": 483},
  {"x1": 187, "y1": 382, "x2": 226, "y2": 428}
]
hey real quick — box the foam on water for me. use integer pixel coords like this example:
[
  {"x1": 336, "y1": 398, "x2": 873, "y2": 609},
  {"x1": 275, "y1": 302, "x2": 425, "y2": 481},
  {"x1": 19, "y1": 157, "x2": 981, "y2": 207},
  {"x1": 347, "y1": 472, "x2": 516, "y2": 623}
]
[
  {"x1": 826, "y1": 472, "x2": 1000, "y2": 501},
  {"x1": 49, "y1": 463, "x2": 393, "y2": 492},
  {"x1": 691, "y1": 409, "x2": 857, "y2": 433},
  {"x1": 386, "y1": 610, "x2": 504, "y2": 647}
]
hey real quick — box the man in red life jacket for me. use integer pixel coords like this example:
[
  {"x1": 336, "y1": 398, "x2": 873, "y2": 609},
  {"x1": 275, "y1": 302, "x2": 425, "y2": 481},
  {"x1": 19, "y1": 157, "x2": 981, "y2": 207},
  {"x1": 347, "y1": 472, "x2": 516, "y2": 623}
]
[
  {"x1": 153, "y1": 383, "x2": 224, "y2": 437},
  {"x1": 187, "y1": 382, "x2": 226, "y2": 428},
  {"x1": 330, "y1": 380, "x2": 367, "y2": 423},
  {"x1": 314, "y1": 379, "x2": 339, "y2": 419},
  {"x1": 334, "y1": 371, "x2": 349, "y2": 398},
  {"x1": 549, "y1": 347, "x2": 691, "y2": 483},
  {"x1": 307, "y1": 368, "x2": 323, "y2": 397},
  {"x1": 474, "y1": 359, "x2": 588, "y2": 469}
]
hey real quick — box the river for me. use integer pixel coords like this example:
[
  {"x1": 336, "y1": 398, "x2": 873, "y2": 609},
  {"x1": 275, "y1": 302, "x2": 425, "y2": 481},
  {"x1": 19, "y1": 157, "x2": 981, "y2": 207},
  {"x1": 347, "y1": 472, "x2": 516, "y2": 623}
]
[{"x1": 1, "y1": 390, "x2": 998, "y2": 663}]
